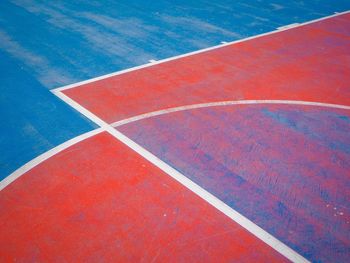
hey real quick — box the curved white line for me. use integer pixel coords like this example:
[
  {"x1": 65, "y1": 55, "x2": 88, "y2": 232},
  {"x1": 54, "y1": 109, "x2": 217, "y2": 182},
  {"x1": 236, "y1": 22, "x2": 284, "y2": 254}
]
[
  {"x1": 111, "y1": 100, "x2": 350, "y2": 127},
  {"x1": 0, "y1": 128, "x2": 103, "y2": 191},
  {"x1": 54, "y1": 91, "x2": 310, "y2": 262}
]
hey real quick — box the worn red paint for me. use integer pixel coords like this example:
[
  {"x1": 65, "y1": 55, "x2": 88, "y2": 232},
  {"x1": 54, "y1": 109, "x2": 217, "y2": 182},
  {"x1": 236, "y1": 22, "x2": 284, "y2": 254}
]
[
  {"x1": 63, "y1": 13, "x2": 350, "y2": 124},
  {"x1": 0, "y1": 132, "x2": 286, "y2": 262},
  {"x1": 117, "y1": 104, "x2": 350, "y2": 262}
]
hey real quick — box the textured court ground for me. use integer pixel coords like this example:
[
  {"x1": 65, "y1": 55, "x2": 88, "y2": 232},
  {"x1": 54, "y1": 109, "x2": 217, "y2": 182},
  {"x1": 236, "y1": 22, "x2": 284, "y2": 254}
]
[{"x1": 1, "y1": 1, "x2": 350, "y2": 262}]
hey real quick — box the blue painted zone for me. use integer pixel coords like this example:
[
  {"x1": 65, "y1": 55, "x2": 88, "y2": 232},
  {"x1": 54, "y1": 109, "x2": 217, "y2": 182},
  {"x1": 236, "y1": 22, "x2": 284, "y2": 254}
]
[
  {"x1": 1, "y1": 0, "x2": 350, "y2": 89},
  {"x1": 118, "y1": 105, "x2": 350, "y2": 262},
  {"x1": 0, "y1": 50, "x2": 97, "y2": 180},
  {"x1": 262, "y1": 108, "x2": 350, "y2": 154},
  {"x1": 0, "y1": 1, "x2": 350, "y2": 179}
]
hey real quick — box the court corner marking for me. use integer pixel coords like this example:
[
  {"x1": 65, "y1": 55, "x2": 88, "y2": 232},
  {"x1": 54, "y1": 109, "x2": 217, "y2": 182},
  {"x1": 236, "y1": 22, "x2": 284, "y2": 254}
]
[
  {"x1": 52, "y1": 9, "x2": 350, "y2": 93},
  {"x1": 53, "y1": 90, "x2": 310, "y2": 263},
  {"x1": 0, "y1": 127, "x2": 103, "y2": 192}
]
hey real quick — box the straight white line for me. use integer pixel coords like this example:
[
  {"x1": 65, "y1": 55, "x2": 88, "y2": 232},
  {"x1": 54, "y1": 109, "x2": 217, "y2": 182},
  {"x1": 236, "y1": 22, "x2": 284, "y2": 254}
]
[
  {"x1": 52, "y1": 10, "x2": 350, "y2": 93},
  {"x1": 0, "y1": 128, "x2": 103, "y2": 191},
  {"x1": 53, "y1": 90, "x2": 310, "y2": 263},
  {"x1": 277, "y1": 23, "x2": 300, "y2": 30},
  {"x1": 111, "y1": 100, "x2": 350, "y2": 127}
]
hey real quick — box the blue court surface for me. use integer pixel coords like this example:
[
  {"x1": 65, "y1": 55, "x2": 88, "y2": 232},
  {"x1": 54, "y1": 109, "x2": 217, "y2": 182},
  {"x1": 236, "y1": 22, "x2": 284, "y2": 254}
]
[{"x1": 1, "y1": 1, "x2": 350, "y2": 262}]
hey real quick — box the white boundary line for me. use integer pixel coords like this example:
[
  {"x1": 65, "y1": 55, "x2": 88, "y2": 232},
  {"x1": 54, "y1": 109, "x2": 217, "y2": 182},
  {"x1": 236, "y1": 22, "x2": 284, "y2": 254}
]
[
  {"x1": 52, "y1": 10, "x2": 350, "y2": 93},
  {"x1": 3, "y1": 100, "x2": 348, "y2": 193},
  {"x1": 111, "y1": 100, "x2": 350, "y2": 127},
  {"x1": 277, "y1": 23, "x2": 300, "y2": 30},
  {"x1": 4, "y1": 11, "x2": 346, "y2": 260},
  {"x1": 0, "y1": 128, "x2": 103, "y2": 191},
  {"x1": 52, "y1": 89, "x2": 310, "y2": 263}
]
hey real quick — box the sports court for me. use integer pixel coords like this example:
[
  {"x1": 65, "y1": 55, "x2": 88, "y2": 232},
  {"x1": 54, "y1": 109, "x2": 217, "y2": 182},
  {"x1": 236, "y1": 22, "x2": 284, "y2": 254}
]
[{"x1": 1, "y1": 1, "x2": 350, "y2": 262}]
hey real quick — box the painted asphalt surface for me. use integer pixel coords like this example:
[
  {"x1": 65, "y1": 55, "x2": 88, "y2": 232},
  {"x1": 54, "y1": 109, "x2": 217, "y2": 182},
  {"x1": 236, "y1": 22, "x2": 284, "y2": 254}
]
[
  {"x1": 1, "y1": 1, "x2": 350, "y2": 262},
  {"x1": 63, "y1": 13, "x2": 350, "y2": 123},
  {"x1": 119, "y1": 104, "x2": 350, "y2": 261},
  {"x1": 0, "y1": 132, "x2": 287, "y2": 262},
  {"x1": 56, "y1": 13, "x2": 350, "y2": 262},
  {"x1": 0, "y1": 50, "x2": 97, "y2": 179},
  {"x1": 1, "y1": 0, "x2": 350, "y2": 179}
]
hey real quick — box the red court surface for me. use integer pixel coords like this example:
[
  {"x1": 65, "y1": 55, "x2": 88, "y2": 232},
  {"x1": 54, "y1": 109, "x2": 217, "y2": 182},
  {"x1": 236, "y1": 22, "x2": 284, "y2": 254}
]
[
  {"x1": 1, "y1": 11, "x2": 350, "y2": 263},
  {"x1": 117, "y1": 104, "x2": 350, "y2": 262},
  {"x1": 63, "y1": 13, "x2": 350, "y2": 124},
  {"x1": 58, "y1": 13, "x2": 350, "y2": 262},
  {"x1": 0, "y1": 132, "x2": 285, "y2": 262}
]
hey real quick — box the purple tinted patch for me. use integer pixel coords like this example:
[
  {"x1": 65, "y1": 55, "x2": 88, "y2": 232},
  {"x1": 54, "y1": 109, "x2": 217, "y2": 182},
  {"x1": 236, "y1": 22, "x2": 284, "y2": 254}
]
[{"x1": 118, "y1": 104, "x2": 350, "y2": 262}]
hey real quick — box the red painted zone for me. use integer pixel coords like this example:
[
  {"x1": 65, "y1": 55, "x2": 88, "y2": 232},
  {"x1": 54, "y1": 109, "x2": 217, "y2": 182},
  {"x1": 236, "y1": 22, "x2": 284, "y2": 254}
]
[
  {"x1": 63, "y1": 13, "x2": 350, "y2": 123},
  {"x1": 0, "y1": 132, "x2": 286, "y2": 262},
  {"x1": 117, "y1": 104, "x2": 350, "y2": 262}
]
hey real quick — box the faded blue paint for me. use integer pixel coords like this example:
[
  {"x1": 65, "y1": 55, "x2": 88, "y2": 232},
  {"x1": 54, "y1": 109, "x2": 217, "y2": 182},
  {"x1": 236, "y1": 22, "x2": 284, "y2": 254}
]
[
  {"x1": 118, "y1": 105, "x2": 350, "y2": 262},
  {"x1": 1, "y1": 0, "x2": 350, "y2": 88},
  {"x1": 1, "y1": 1, "x2": 350, "y2": 180},
  {"x1": 0, "y1": 50, "x2": 97, "y2": 179},
  {"x1": 262, "y1": 108, "x2": 350, "y2": 154}
]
